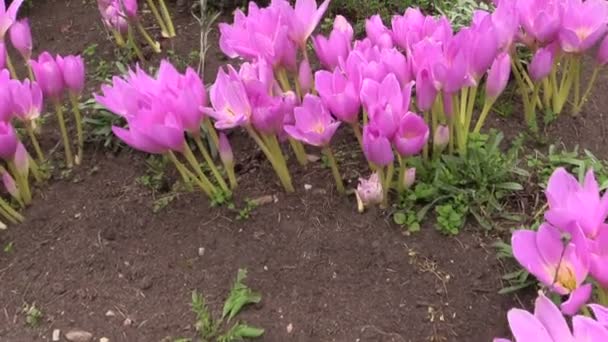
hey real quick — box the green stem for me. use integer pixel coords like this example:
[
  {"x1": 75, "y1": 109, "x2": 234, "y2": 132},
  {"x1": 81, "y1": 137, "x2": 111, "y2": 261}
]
[
  {"x1": 574, "y1": 66, "x2": 600, "y2": 115},
  {"x1": 27, "y1": 153, "x2": 43, "y2": 183},
  {"x1": 526, "y1": 84, "x2": 540, "y2": 132},
  {"x1": 464, "y1": 85, "x2": 478, "y2": 147},
  {"x1": 0, "y1": 198, "x2": 23, "y2": 224},
  {"x1": 423, "y1": 110, "x2": 430, "y2": 161},
  {"x1": 203, "y1": 118, "x2": 220, "y2": 152},
  {"x1": 513, "y1": 55, "x2": 534, "y2": 89},
  {"x1": 135, "y1": 21, "x2": 161, "y2": 53},
  {"x1": 127, "y1": 24, "x2": 145, "y2": 62},
  {"x1": 167, "y1": 151, "x2": 194, "y2": 192},
  {"x1": 53, "y1": 101, "x2": 74, "y2": 168},
  {"x1": 473, "y1": 98, "x2": 495, "y2": 134},
  {"x1": 157, "y1": 0, "x2": 176, "y2": 37},
  {"x1": 382, "y1": 162, "x2": 394, "y2": 208},
  {"x1": 276, "y1": 68, "x2": 291, "y2": 91},
  {"x1": 397, "y1": 155, "x2": 405, "y2": 193},
  {"x1": 112, "y1": 29, "x2": 126, "y2": 47},
  {"x1": 182, "y1": 143, "x2": 218, "y2": 196},
  {"x1": 459, "y1": 87, "x2": 469, "y2": 126},
  {"x1": 7, "y1": 162, "x2": 30, "y2": 205},
  {"x1": 5, "y1": 52, "x2": 18, "y2": 79},
  {"x1": 145, "y1": 0, "x2": 170, "y2": 37},
  {"x1": 555, "y1": 56, "x2": 578, "y2": 115},
  {"x1": 322, "y1": 146, "x2": 345, "y2": 194},
  {"x1": 69, "y1": 93, "x2": 84, "y2": 165},
  {"x1": 376, "y1": 166, "x2": 387, "y2": 208},
  {"x1": 288, "y1": 138, "x2": 308, "y2": 166},
  {"x1": 193, "y1": 135, "x2": 229, "y2": 193},
  {"x1": 26, "y1": 62, "x2": 34, "y2": 81},
  {"x1": 246, "y1": 126, "x2": 294, "y2": 192},
  {"x1": 599, "y1": 287, "x2": 608, "y2": 306},
  {"x1": 267, "y1": 134, "x2": 293, "y2": 179},
  {"x1": 26, "y1": 122, "x2": 45, "y2": 163},
  {"x1": 542, "y1": 78, "x2": 552, "y2": 109},
  {"x1": 573, "y1": 58, "x2": 581, "y2": 115},
  {"x1": 550, "y1": 65, "x2": 559, "y2": 111}
]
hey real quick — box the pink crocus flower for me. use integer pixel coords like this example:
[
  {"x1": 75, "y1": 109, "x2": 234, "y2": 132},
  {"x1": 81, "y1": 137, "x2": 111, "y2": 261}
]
[
  {"x1": 0, "y1": 121, "x2": 18, "y2": 160},
  {"x1": 362, "y1": 122, "x2": 394, "y2": 166},
  {"x1": 559, "y1": 0, "x2": 608, "y2": 54},
  {"x1": 486, "y1": 53, "x2": 511, "y2": 100},
  {"x1": 491, "y1": 0, "x2": 519, "y2": 51},
  {"x1": 391, "y1": 8, "x2": 425, "y2": 52},
  {"x1": 248, "y1": 86, "x2": 286, "y2": 135},
  {"x1": 219, "y1": 1, "x2": 296, "y2": 71},
  {"x1": 529, "y1": 47, "x2": 554, "y2": 82},
  {"x1": 433, "y1": 125, "x2": 450, "y2": 152},
  {"x1": 360, "y1": 73, "x2": 412, "y2": 119},
  {"x1": 284, "y1": 0, "x2": 330, "y2": 48},
  {"x1": 239, "y1": 59, "x2": 275, "y2": 96},
  {"x1": 466, "y1": 15, "x2": 499, "y2": 83},
  {"x1": 415, "y1": 68, "x2": 438, "y2": 112},
  {"x1": 494, "y1": 292, "x2": 608, "y2": 342},
  {"x1": 432, "y1": 32, "x2": 469, "y2": 93},
  {"x1": 356, "y1": 172, "x2": 383, "y2": 209},
  {"x1": 30, "y1": 52, "x2": 65, "y2": 100},
  {"x1": 56, "y1": 55, "x2": 86, "y2": 95},
  {"x1": 312, "y1": 15, "x2": 353, "y2": 70},
  {"x1": 381, "y1": 48, "x2": 411, "y2": 86},
  {"x1": 589, "y1": 304, "x2": 608, "y2": 328},
  {"x1": 0, "y1": 0, "x2": 24, "y2": 40},
  {"x1": 516, "y1": 0, "x2": 562, "y2": 45},
  {"x1": 365, "y1": 15, "x2": 393, "y2": 49},
  {"x1": 298, "y1": 59, "x2": 312, "y2": 94},
  {"x1": 590, "y1": 228, "x2": 608, "y2": 288},
  {"x1": 97, "y1": 0, "x2": 129, "y2": 33},
  {"x1": 205, "y1": 66, "x2": 252, "y2": 130},
  {"x1": 284, "y1": 94, "x2": 340, "y2": 147},
  {"x1": 392, "y1": 112, "x2": 429, "y2": 157},
  {"x1": 0, "y1": 41, "x2": 5, "y2": 69},
  {"x1": 512, "y1": 223, "x2": 592, "y2": 315},
  {"x1": 0, "y1": 69, "x2": 13, "y2": 122},
  {"x1": 10, "y1": 79, "x2": 43, "y2": 123},
  {"x1": 8, "y1": 18, "x2": 31, "y2": 60},
  {"x1": 314, "y1": 69, "x2": 360, "y2": 124},
  {"x1": 112, "y1": 106, "x2": 185, "y2": 154},
  {"x1": 402, "y1": 167, "x2": 416, "y2": 189},
  {"x1": 545, "y1": 168, "x2": 608, "y2": 239}
]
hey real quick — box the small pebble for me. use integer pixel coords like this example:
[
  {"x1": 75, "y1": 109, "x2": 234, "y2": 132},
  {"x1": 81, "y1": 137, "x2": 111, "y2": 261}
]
[
  {"x1": 65, "y1": 330, "x2": 93, "y2": 342},
  {"x1": 198, "y1": 247, "x2": 205, "y2": 257},
  {"x1": 286, "y1": 323, "x2": 293, "y2": 333},
  {"x1": 99, "y1": 338, "x2": 110, "y2": 342},
  {"x1": 304, "y1": 184, "x2": 312, "y2": 190},
  {"x1": 105, "y1": 310, "x2": 116, "y2": 317},
  {"x1": 52, "y1": 329, "x2": 61, "y2": 341},
  {"x1": 123, "y1": 318, "x2": 133, "y2": 327}
]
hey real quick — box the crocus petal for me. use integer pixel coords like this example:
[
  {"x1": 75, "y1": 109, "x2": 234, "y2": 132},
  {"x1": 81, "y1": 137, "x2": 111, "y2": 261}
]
[
  {"x1": 561, "y1": 284, "x2": 593, "y2": 316},
  {"x1": 511, "y1": 229, "x2": 554, "y2": 286},
  {"x1": 507, "y1": 308, "x2": 554, "y2": 342},
  {"x1": 534, "y1": 293, "x2": 575, "y2": 341},
  {"x1": 572, "y1": 315, "x2": 608, "y2": 341}
]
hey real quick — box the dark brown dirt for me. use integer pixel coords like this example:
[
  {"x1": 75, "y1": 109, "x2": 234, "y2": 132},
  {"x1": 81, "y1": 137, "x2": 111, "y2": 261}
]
[{"x1": 1, "y1": 1, "x2": 606, "y2": 342}]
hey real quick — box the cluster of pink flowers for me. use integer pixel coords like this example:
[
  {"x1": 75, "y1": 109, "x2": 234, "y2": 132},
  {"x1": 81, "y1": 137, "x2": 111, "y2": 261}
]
[
  {"x1": 96, "y1": 0, "x2": 175, "y2": 54},
  {"x1": 497, "y1": 167, "x2": 608, "y2": 341},
  {"x1": 0, "y1": 0, "x2": 87, "y2": 227}
]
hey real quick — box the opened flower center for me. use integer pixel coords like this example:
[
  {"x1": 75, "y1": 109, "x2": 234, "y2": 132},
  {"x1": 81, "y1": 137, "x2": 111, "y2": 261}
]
[
  {"x1": 313, "y1": 122, "x2": 325, "y2": 134},
  {"x1": 556, "y1": 263, "x2": 577, "y2": 291}
]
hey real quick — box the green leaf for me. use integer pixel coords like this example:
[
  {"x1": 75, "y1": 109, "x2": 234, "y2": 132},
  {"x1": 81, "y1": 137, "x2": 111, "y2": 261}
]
[
  {"x1": 393, "y1": 212, "x2": 407, "y2": 225},
  {"x1": 222, "y1": 269, "x2": 262, "y2": 321},
  {"x1": 498, "y1": 281, "x2": 535, "y2": 294},
  {"x1": 232, "y1": 324, "x2": 265, "y2": 338},
  {"x1": 495, "y1": 182, "x2": 523, "y2": 191}
]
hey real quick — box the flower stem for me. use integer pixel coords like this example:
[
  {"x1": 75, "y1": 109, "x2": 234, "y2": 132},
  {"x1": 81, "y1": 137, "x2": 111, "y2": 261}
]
[
  {"x1": 246, "y1": 126, "x2": 294, "y2": 192},
  {"x1": 53, "y1": 101, "x2": 74, "y2": 168},
  {"x1": 397, "y1": 155, "x2": 405, "y2": 193},
  {"x1": 0, "y1": 198, "x2": 23, "y2": 224},
  {"x1": 167, "y1": 151, "x2": 194, "y2": 192},
  {"x1": 157, "y1": 0, "x2": 176, "y2": 37},
  {"x1": 599, "y1": 287, "x2": 608, "y2": 306},
  {"x1": 69, "y1": 93, "x2": 84, "y2": 165},
  {"x1": 135, "y1": 21, "x2": 161, "y2": 53},
  {"x1": 5, "y1": 52, "x2": 18, "y2": 79},
  {"x1": 182, "y1": 143, "x2": 218, "y2": 196},
  {"x1": 145, "y1": 0, "x2": 170, "y2": 38},
  {"x1": 572, "y1": 58, "x2": 581, "y2": 116},
  {"x1": 26, "y1": 122, "x2": 45, "y2": 163},
  {"x1": 422, "y1": 110, "x2": 430, "y2": 161},
  {"x1": 127, "y1": 24, "x2": 145, "y2": 62},
  {"x1": 28, "y1": 154, "x2": 43, "y2": 183},
  {"x1": 288, "y1": 138, "x2": 308, "y2": 166},
  {"x1": 112, "y1": 29, "x2": 126, "y2": 47},
  {"x1": 193, "y1": 135, "x2": 229, "y2": 193},
  {"x1": 464, "y1": 85, "x2": 478, "y2": 139},
  {"x1": 473, "y1": 98, "x2": 494, "y2": 134},
  {"x1": 26, "y1": 62, "x2": 35, "y2": 81},
  {"x1": 574, "y1": 66, "x2": 600, "y2": 115},
  {"x1": 8, "y1": 162, "x2": 31, "y2": 205},
  {"x1": 322, "y1": 146, "x2": 345, "y2": 194}
]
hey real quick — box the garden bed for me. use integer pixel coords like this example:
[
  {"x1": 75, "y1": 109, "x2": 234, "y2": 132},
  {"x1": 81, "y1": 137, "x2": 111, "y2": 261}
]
[{"x1": 0, "y1": 0, "x2": 607, "y2": 342}]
